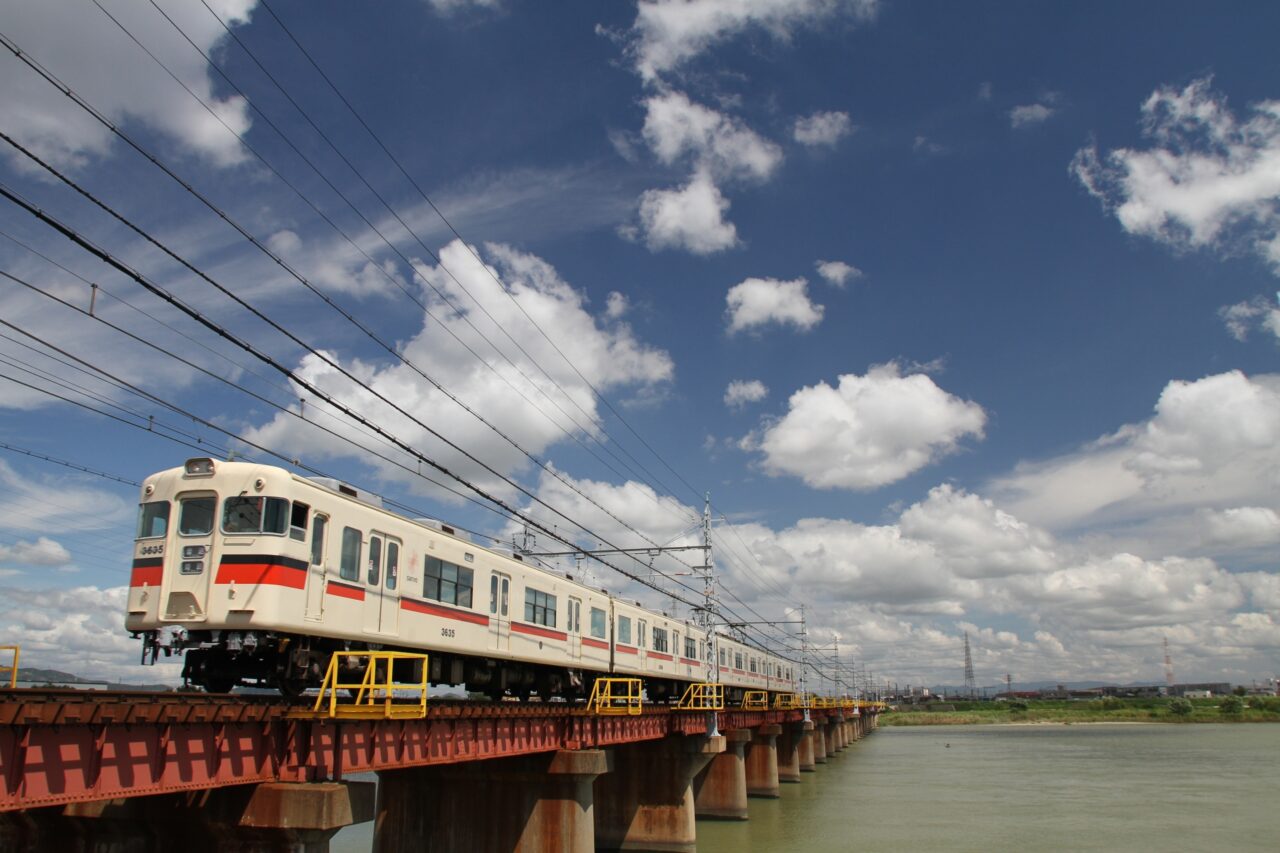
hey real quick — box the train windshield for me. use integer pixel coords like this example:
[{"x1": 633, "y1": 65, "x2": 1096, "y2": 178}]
[
  {"x1": 222, "y1": 496, "x2": 290, "y2": 534},
  {"x1": 135, "y1": 501, "x2": 170, "y2": 539},
  {"x1": 179, "y1": 497, "x2": 216, "y2": 535}
]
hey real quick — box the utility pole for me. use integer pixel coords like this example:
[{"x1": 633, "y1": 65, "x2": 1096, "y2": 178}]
[
  {"x1": 798, "y1": 605, "x2": 810, "y2": 721},
  {"x1": 1163, "y1": 636, "x2": 1175, "y2": 688},
  {"x1": 963, "y1": 632, "x2": 977, "y2": 699}
]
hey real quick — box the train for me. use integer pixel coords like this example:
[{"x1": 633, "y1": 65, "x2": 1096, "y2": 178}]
[{"x1": 126, "y1": 457, "x2": 799, "y2": 702}]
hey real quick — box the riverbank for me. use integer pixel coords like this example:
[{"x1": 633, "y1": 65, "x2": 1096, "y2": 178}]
[{"x1": 881, "y1": 696, "x2": 1280, "y2": 726}]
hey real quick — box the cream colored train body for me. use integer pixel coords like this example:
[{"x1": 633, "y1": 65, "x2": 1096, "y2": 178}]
[{"x1": 127, "y1": 458, "x2": 798, "y2": 699}]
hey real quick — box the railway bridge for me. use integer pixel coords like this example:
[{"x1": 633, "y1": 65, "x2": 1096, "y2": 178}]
[{"x1": 0, "y1": 688, "x2": 878, "y2": 852}]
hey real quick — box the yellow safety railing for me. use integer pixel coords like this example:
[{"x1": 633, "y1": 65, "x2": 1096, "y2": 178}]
[
  {"x1": 773, "y1": 692, "x2": 799, "y2": 710},
  {"x1": 311, "y1": 651, "x2": 429, "y2": 719},
  {"x1": 676, "y1": 681, "x2": 724, "y2": 711},
  {"x1": 0, "y1": 645, "x2": 18, "y2": 688},
  {"x1": 587, "y1": 677, "x2": 643, "y2": 715},
  {"x1": 741, "y1": 690, "x2": 768, "y2": 710}
]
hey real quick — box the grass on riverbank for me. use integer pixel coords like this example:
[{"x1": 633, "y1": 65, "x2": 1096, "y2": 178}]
[{"x1": 881, "y1": 696, "x2": 1280, "y2": 726}]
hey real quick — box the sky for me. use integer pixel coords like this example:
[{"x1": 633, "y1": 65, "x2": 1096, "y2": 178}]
[{"x1": 0, "y1": 0, "x2": 1278, "y2": 691}]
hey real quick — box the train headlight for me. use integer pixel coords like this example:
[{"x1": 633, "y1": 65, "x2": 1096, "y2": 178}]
[
  {"x1": 181, "y1": 560, "x2": 204, "y2": 574},
  {"x1": 185, "y1": 458, "x2": 215, "y2": 476},
  {"x1": 182, "y1": 545, "x2": 207, "y2": 558}
]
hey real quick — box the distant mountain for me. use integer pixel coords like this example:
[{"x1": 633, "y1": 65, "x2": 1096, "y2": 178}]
[{"x1": 14, "y1": 667, "x2": 174, "y2": 693}]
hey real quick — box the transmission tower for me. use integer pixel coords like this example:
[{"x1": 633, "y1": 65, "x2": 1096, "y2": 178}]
[
  {"x1": 963, "y1": 632, "x2": 976, "y2": 699},
  {"x1": 1163, "y1": 636, "x2": 1175, "y2": 687}
]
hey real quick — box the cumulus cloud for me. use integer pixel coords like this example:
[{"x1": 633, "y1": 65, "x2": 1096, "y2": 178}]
[
  {"x1": 1200, "y1": 506, "x2": 1280, "y2": 547},
  {"x1": 1220, "y1": 295, "x2": 1280, "y2": 341},
  {"x1": 746, "y1": 363, "x2": 986, "y2": 490},
  {"x1": 1010, "y1": 102, "x2": 1054, "y2": 128},
  {"x1": 0, "y1": 536, "x2": 73, "y2": 569},
  {"x1": 725, "y1": 276, "x2": 824, "y2": 334},
  {"x1": 626, "y1": 0, "x2": 878, "y2": 82},
  {"x1": 815, "y1": 259, "x2": 862, "y2": 287},
  {"x1": 1073, "y1": 77, "x2": 1280, "y2": 273},
  {"x1": 244, "y1": 240, "x2": 673, "y2": 499},
  {"x1": 793, "y1": 110, "x2": 854, "y2": 147},
  {"x1": 725, "y1": 379, "x2": 768, "y2": 409},
  {"x1": 642, "y1": 90, "x2": 783, "y2": 181},
  {"x1": 0, "y1": 0, "x2": 256, "y2": 172},
  {"x1": 424, "y1": 0, "x2": 502, "y2": 14},
  {"x1": 635, "y1": 169, "x2": 739, "y2": 254}
]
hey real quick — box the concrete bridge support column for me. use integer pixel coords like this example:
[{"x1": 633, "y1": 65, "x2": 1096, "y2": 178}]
[
  {"x1": 744, "y1": 724, "x2": 781, "y2": 799},
  {"x1": 797, "y1": 721, "x2": 817, "y2": 773},
  {"x1": 373, "y1": 749, "x2": 608, "y2": 853},
  {"x1": 776, "y1": 724, "x2": 802, "y2": 783},
  {"x1": 595, "y1": 734, "x2": 724, "y2": 852},
  {"x1": 813, "y1": 721, "x2": 828, "y2": 764},
  {"x1": 0, "y1": 781, "x2": 375, "y2": 853},
  {"x1": 835, "y1": 718, "x2": 848, "y2": 750},
  {"x1": 824, "y1": 722, "x2": 839, "y2": 755},
  {"x1": 694, "y1": 729, "x2": 750, "y2": 820},
  {"x1": 851, "y1": 716, "x2": 862, "y2": 740}
]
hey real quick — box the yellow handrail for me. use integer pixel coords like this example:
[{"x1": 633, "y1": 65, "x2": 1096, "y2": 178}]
[
  {"x1": 676, "y1": 682, "x2": 724, "y2": 711},
  {"x1": 741, "y1": 690, "x2": 768, "y2": 710},
  {"x1": 310, "y1": 651, "x2": 429, "y2": 719},
  {"x1": 587, "y1": 677, "x2": 643, "y2": 715},
  {"x1": 772, "y1": 692, "x2": 799, "y2": 710},
  {"x1": 0, "y1": 645, "x2": 18, "y2": 688}
]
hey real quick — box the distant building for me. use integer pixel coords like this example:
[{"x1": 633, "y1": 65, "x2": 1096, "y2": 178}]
[{"x1": 1170, "y1": 683, "x2": 1231, "y2": 697}]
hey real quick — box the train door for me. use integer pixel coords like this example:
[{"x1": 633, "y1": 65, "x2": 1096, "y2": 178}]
[
  {"x1": 166, "y1": 492, "x2": 217, "y2": 621},
  {"x1": 362, "y1": 532, "x2": 401, "y2": 635},
  {"x1": 567, "y1": 597, "x2": 582, "y2": 660},
  {"x1": 489, "y1": 571, "x2": 510, "y2": 651},
  {"x1": 304, "y1": 513, "x2": 327, "y2": 621}
]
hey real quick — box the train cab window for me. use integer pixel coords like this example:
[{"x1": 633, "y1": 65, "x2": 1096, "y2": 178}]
[
  {"x1": 340, "y1": 527, "x2": 361, "y2": 580},
  {"x1": 425, "y1": 557, "x2": 473, "y2": 607},
  {"x1": 524, "y1": 588, "x2": 556, "y2": 627},
  {"x1": 652, "y1": 628, "x2": 668, "y2": 653},
  {"x1": 310, "y1": 515, "x2": 327, "y2": 565},
  {"x1": 590, "y1": 607, "x2": 607, "y2": 639},
  {"x1": 289, "y1": 502, "x2": 309, "y2": 542},
  {"x1": 386, "y1": 541, "x2": 399, "y2": 590},
  {"x1": 617, "y1": 615, "x2": 632, "y2": 645},
  {"x1": 222, "y1": 496, "x2": 289, "y2": 535},
  {"x1": 638, "y1": 620, "x2": 647, "y2": 649},
  {"x1": 178, "y1": 497, "x2": 215, "y2": 536},
  {"x1": 368, "y1": 536, "x2": 382, "y2": 585},
  {"x1": 136, "y1": 501, "x2": 170, "y2": 539}
]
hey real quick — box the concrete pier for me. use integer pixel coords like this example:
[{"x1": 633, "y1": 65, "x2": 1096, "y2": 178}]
[
  {"x1": 813, "y1": 720, "x2": 828, "y2": 764},
  {"x1": 595, "y1": 734, "x2": 724, "y2": 852},
  {"x1": 797, "y1": 721, "x2": 817, "y2": 772},
  {"x1": 374, "y1": 750, "x2": 608, "y2": 853},
  {"x1": 744, "y1": 725, "x2": 781, "y2": 799},
  {"x1": 777, "y1": 723, "x2": 803, "y2": 782},
  {"x1": 693, "y1": 729, "x2": 751, "y2": 820}
]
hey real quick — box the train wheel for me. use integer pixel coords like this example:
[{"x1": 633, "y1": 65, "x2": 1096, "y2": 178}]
[{"x1": 204, "y1": 675, "x2": 235, "y2": 693}]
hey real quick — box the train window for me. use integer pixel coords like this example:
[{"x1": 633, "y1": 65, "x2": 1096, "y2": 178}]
[
  {"x1": 340, "y1": 527, "x2": 361, "y2": 580},
  {"x1": 424, "y1": 557, "x2": 474, "y2": 607},
  {"x1": 289, "y1": 503, "x2": 309, "y2": 542},
  {"x1": 652, "y1": 628, "x2": 668, "y2": 653},
  {"x1": 685, "y1": 637, "x2": 697, "y2": 659},
  {"x1": 222, "y1": 497, "x2": 289, "y2": 535},
  {"x1": 590, "y1": 607, "x2": 606, "y2": 639},
  {"x1": 735, "y1": 652, "x2": 743, "y2": 670},
  {"x1": 617, "y1": 615, "x2": 631, "y2": 645},
  {"x1": 568, "y1": 599, "x2": 581, "y2": 634},
  {"x1": 489, "y1": 575, "x2": 498, "y2": 614},
  {"x1": 368, "y1": 536, "x2": 382, "y2": 585},
  {"x1": 386, "y1": 542, "x2": 399, "y2": 590},
  {"x1": 637, "y1": 620, "x2": 647, "y2": 649},
  {"x1": 750, "y1": 657, "x2": 757, "y2": 673},
  {"x1": 500, "y1": 576, "x2": 509, "y2": 616},
  {"x1": 524, "y1": 588, "x2": 556, "y2": 627},
  {"x1": 673, "y1": 632, "x2": 680, "y2": 657},
  {"x1": 178, "y1": 497, "x2": 215, "y2": 536},
  {"x1": 310, "y1": 515, "x2": 327, "y2": 565},
  {"x1": 719, "y1": 648, "x2": 726, "y2": 666},
  {"x1": 136, "y1": 501, "x2": 170, "y2": 539}
]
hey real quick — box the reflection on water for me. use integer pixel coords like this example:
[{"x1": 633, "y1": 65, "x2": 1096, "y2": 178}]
[{"x1": 332, "y1": 724, "x2": 1280, "y2": 852}]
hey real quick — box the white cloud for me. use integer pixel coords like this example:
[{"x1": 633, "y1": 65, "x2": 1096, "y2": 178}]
[
  {"x1": 605, "y1": 292, "x2": 630, "y2": 319},
  {"x1": 793, "y1": 111, "x2": 854, "y2": 147},
  {"x1": 0, "y1": 0, "x2": 256, "y2": 172},
  {"x1": 899, "y1": 485, "x2": 1057, "y2": 579},
  {"x1": 635, "y1": 169, "x2": 739, "y2": 254},
  {"x1": 1220, "y1": 295, "x2": 1280, "y2": 341},
  {"x1": 748, "y1": 363, "x2": 986, "y2": 490},
  {"x1": 1073, "y1": 77, "x2": 1280, "y2": 273},
  {"x1": 1200, "y1": 506, "x2": 1280, "y2": 547},
  {"x1": 1010, "y1": 103, "x2": 1054, "y2": 128},
  {"x1": 642, "y1": 90, "x2": 783, "y2": 181},
  {"x1": 725, "y1": 379, "x2": 768, "y2": 409},
  {"x1": 424, "y1": 0, "x2": 502, "y2": 14},
  {"x1": 627, "y1": 0, "x2": 879, "y2": 82},
  {"x1": 815, "y1": 259, "x2": 862, "y2": 287},
  {"x1": 725, "y1": 276, "x2": 824, "y2": 334},
  {"x1": 244, "y1": 240, "x2": 674, "y2": 499},
  {"x1": 0, "y1": 536, "x2": 72, "y2": 568}
]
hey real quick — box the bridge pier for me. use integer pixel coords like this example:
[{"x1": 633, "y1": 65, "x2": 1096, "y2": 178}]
[
  {"x1": 373, "y1": 749, "x2": 608, "y2": 853},
  {"x1": 594, "y1": 734, "x2": 724, "y2": 852},
  {"x1": 744, "y1": 724, "x2": 781, "y2": 798},
  {"x1": 776, "y1": 723, "x2": 803, "y2": 782},
  {"x1": 693, "y1": 729, "x2": 750, "y2": 820},
  {"x1": 812, "y1": 720, "x2": 828, "y2": 764},
  {"x1": 834, "y1": 718, "x2": 847, "y2": 751},
  {"x1": 797, "y1": 721, "x2": 817, "y2": 772},
  {"x1": 0, "y1": 781, "x2": 374, "y2": 853}
]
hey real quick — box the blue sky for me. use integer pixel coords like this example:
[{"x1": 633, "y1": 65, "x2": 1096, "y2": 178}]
[{"x1": 1, "y1": 0, "x2": 1278, "y2": 690}]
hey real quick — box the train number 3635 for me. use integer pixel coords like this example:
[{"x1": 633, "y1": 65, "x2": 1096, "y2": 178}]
[{"x1": 440, "y1": 628, "x2": 456, "y2": 638}]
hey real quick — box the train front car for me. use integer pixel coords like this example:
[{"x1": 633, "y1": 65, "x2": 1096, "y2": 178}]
[{"x1": 127, "y1": 458, "x2": 315, "y2": 693}]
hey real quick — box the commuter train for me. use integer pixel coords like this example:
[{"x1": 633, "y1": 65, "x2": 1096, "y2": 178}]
[{"x1": 126, "y1": 458, "x2": 799, "y2": 701}]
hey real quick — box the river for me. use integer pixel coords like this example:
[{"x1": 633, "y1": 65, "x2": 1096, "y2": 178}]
[{"x1": 332, "y1": 723, "x2": 1279, "y2": 851}]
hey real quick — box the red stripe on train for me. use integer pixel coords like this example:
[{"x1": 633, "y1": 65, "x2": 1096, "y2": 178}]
[
  {"x1": 326, "y1": 581, "x2": 365, "y2": 601},
  {"x1": 616, "y1": 644, "x2": 638, "y2": 655},
  {"x1": 648, "y1": 652, "x2": 673, "y2": 662},
  {"x1": 512, "y1": 622, "x2": 567, "y2": 642},
  {"x1": 582, "y1": 637, "x2": 609, "y2": 650},
  {"x1": 214, "y1": 562, "x2": 307, "y2": 589},
  {"x1": 400, "y1": 598, "x2": 490, "y2": 626},
  {"x1": 129, "y1": 566, "x2": 163, "y2": 587}
]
